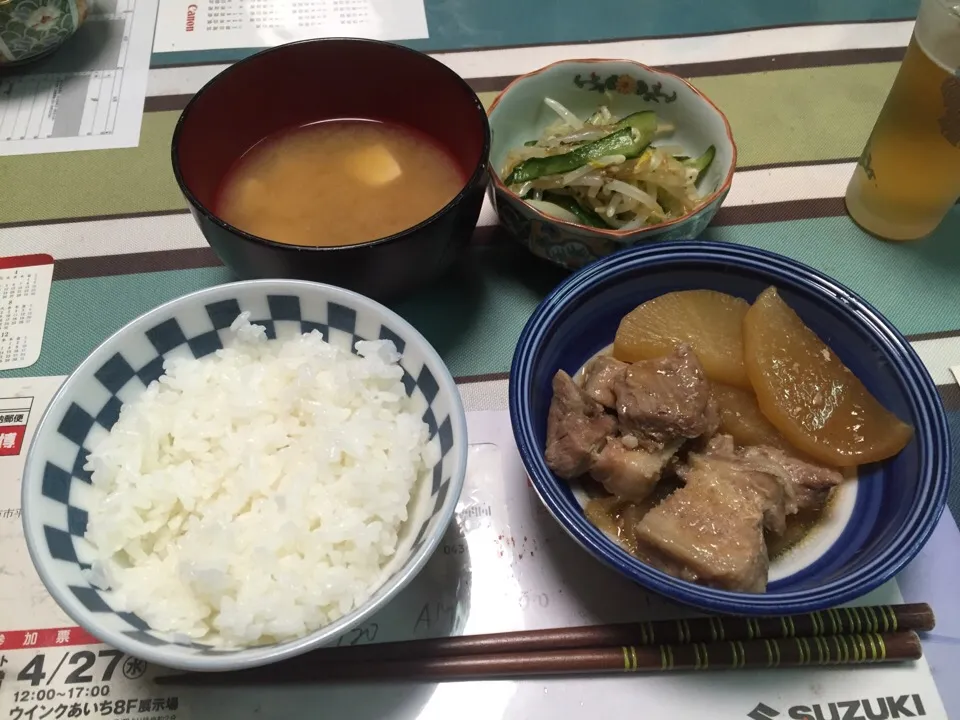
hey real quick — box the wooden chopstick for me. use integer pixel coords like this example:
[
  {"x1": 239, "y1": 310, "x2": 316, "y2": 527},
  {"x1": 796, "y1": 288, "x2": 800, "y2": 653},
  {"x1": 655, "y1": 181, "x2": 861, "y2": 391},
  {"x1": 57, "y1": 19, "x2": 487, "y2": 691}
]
[
  {"x1": 156, "y1": 630, "x2": 922, "y2": 685},
  {"x1": 294, "y1": 602, "x2": 933, "y2": 664}
]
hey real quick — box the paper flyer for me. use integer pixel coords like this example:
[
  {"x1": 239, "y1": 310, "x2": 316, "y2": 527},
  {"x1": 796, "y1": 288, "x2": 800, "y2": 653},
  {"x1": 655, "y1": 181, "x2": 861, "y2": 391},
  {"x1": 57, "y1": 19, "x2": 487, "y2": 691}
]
[
  {"x1": 153, "y1": 0, "x2": 428, "y2": 53},
  {"x1": 0, "y1": 379, "x2": 947, "y2": 719}
]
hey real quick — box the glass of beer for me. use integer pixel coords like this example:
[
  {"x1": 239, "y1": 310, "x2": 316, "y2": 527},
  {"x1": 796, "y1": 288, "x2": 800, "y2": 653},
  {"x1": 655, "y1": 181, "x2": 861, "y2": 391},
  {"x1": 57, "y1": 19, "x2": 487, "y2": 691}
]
[{"x1": 845, "y1": 0, "x2": 960, "y2": 241}]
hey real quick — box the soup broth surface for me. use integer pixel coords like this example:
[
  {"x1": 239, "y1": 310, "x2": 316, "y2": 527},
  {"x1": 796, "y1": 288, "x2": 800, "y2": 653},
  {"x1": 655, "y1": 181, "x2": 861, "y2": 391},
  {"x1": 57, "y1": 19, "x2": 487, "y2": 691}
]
[{"x1": 216, "y1": 119, "x2": 465, "y2": 247}]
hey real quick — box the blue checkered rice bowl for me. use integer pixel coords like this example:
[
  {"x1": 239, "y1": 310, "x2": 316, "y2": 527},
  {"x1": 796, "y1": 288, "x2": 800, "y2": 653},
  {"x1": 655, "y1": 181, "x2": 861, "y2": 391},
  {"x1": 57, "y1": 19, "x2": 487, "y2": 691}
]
[{"x1": 20, "y1": 279, "x2": 468, "y2": 672}]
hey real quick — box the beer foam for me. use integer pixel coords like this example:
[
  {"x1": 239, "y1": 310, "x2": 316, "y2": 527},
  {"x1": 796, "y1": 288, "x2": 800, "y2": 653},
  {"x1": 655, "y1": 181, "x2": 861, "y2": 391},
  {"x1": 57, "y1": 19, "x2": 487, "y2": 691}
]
[{"x1": 916, "y1": 0, "x2": 960, "y2": 72}]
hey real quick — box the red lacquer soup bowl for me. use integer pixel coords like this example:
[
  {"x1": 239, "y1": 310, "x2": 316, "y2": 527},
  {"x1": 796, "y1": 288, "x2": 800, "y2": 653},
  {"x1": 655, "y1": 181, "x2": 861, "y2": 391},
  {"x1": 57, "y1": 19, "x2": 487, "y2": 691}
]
[{"x1": 172, "y1": 38, "x2": 490, "y2": 301}]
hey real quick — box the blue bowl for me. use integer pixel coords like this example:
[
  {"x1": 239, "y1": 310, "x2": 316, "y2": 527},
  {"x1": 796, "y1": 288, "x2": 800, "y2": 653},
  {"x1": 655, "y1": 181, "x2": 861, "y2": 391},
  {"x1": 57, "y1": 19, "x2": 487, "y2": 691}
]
[{"x1": 509, "y1": 241, "x2": 950, "y2": 614}]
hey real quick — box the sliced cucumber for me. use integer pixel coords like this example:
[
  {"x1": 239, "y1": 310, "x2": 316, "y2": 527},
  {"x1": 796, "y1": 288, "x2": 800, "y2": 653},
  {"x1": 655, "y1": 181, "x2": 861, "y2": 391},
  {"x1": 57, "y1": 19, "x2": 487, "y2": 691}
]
[
  {"x1": 505, "y1": 127, "x2": 653, "y2": 185},
  {"x1": 541, "y1": 192, "x2": 607, "y2": 228},
  {"x1": 683, "y1": 145, "x2": 716, "y2": 185}
]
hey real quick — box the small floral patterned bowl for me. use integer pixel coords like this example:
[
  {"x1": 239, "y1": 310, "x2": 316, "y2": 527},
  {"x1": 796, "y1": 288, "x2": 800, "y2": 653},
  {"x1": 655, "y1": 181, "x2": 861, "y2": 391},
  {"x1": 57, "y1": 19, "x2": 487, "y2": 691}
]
[
  {"x1": 487, "y1": 59, "x2": 736, "y2": 270},
  {"x1": 0, "y1": 0, "x2": 88, "y2": 66}
]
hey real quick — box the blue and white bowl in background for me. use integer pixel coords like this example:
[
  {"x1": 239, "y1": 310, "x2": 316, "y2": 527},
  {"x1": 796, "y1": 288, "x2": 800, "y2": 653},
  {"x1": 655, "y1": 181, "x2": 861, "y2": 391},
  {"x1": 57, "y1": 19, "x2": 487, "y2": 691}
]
[
  {"x1": 487, "y1": 59, "x2": 736, "y2": 270},
  {"x1": 21, "y1": 279, "x2": 468, "y2": 671},
  {"x1": 509, "y1": 241, "x2": 950, "y2": 615}
]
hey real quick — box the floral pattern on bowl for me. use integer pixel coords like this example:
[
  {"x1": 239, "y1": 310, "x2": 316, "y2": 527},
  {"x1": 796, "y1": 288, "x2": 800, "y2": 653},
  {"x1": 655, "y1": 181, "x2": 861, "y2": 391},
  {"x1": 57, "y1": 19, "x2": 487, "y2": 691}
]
[
  {"x1": 487, "y1": 59, "x2": 736, "y2": 270},
  {"x1": 0, "y1": 0, "x2": 88, "y2": 66},
  {"x1": 574, "y1": 71, "x2": 677, "y2": 102}
]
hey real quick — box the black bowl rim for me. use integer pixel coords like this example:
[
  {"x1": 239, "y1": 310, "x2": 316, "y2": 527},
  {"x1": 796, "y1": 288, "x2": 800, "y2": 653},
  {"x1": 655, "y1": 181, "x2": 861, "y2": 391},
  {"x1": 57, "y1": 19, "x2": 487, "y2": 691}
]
[{"x1": 170, "y1": 37, "x2": 491, "y2": 254}]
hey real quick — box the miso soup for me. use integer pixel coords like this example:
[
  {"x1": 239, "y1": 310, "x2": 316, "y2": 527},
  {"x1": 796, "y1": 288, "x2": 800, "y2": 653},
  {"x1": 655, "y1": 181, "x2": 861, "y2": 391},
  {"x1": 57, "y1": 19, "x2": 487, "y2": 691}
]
[{"x1": 216, "y1": 119, "x2": 465, "y2": 247}]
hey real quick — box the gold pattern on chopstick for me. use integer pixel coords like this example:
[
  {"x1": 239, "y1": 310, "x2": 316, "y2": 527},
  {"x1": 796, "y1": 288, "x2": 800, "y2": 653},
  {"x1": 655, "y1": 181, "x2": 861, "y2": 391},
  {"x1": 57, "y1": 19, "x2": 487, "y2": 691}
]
[
  {"x1": 818, "y1": 635, "x2": 830, "y2": 664},
  {"x1": 711, "y1": 616, "x2": 724, "y2": 641},
  {"x1": 659, "y1": 645, "x2": 667, "y2": 670},
  {"x1": 731, "y1": 640, "x2": 745, "y2": 668},
  {"x1": 666, "y1": 644, "x2": 675, "y2": 670},
  {"x1": 629, "y1": 645, "x2": 637, "y2": 670},
  {"x1": 622, "y1": 646, "x2": 631, "y2": 671},
  {"x1": 829, "y1": 607, "x2": 842, "y2": 634},
  {"x1": 888, "y1": 605, "x2": 898, "y2": 632},
  {"x1": 845, "y1": 634, "x2": 855, "y2": 662},
  {"x1": 848, "y1": 607, "x2": 862, "y2": 633}
]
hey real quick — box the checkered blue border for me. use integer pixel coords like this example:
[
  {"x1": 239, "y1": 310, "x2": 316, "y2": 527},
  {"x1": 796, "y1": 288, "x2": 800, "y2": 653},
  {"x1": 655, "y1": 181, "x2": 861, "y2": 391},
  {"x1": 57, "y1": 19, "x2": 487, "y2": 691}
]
[{"x1": 32, "y1": 292, "x2": 459, "y2": 656}]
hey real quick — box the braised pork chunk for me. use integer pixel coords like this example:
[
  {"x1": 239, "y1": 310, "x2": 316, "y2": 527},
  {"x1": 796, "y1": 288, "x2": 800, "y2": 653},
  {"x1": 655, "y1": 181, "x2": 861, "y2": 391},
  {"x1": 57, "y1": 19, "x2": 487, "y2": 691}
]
[
  {"x1": 589, "y1": 438, "x2": 682, "y2": 502},
  {"x1": 581, "y1": 355, "x2": 628, "y2": 408},
  {"x1": 612, "y1": 345, "x2": 718, "y2": 449},
  {"x1": 545, "y1": 370, "x2": 617, "y2": 479},
  {"x1": 634, "y1": 454, "x2": 772, "y2": 592}
]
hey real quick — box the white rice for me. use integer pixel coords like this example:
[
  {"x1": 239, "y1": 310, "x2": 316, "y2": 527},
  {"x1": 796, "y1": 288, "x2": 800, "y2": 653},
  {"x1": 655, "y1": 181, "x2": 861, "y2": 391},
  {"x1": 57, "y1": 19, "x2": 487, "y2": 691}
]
[{"x1": 83, "y1": 314, "x2": 432, "y2": 648}]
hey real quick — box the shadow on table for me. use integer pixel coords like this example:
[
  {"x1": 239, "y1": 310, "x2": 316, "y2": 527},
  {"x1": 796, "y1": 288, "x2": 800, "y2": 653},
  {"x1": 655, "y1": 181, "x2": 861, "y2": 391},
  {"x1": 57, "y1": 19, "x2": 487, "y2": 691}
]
[
  {"x1": 486, "y1": 232, "x2": 572, "y2": 299},
  {"x1": 521, "y1": 479, "x2": 693, "y2": 624},
  {"x1": 184, "y1": 679, "x2": 438, "y2": 720},
  {"x1": 895, "y1": 206, "x2": 960, "y2": 271},
  {"x1": 392, "y1": 230, "x2": 570, "y2": 364}
]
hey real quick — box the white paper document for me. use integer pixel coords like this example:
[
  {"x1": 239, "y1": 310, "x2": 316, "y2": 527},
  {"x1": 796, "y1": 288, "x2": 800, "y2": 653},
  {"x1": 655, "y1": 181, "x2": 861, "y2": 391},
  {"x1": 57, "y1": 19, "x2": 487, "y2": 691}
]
[
  {"x1": 0, "y1": 0, "x2": 158, "y2": 157},
  {"x1": 0, "y1": 255, "x2": 53, "y2": 372},
  {"x1": 0, "y1": 377, "x2": 948, "y2": 720},
  {"x1": 153, "y1": 0, "x2": 428, "y2": 53}
]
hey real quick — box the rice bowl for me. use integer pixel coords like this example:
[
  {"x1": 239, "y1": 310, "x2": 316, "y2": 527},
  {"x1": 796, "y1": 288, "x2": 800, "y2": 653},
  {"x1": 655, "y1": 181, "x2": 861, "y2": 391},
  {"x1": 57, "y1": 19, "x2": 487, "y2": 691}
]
[
  {"x1": 21, "y1": 279, "x2": 467, "y2": 671},
  {"x1": 83, "y1": 314, "x2": 434, "y2": 648}
]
